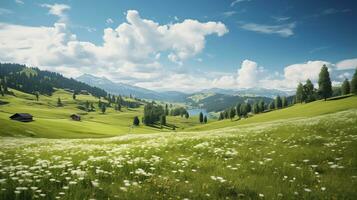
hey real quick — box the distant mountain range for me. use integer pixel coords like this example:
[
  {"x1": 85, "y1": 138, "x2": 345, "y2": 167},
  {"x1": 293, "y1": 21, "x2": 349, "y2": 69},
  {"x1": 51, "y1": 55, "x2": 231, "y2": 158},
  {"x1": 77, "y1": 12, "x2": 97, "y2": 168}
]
[
  {"x1": 76, "y1": 74, "x2": 294, "y2": 106},
  {"x1": 76, "y1": 74, "x2": 187, "y2": 102}
]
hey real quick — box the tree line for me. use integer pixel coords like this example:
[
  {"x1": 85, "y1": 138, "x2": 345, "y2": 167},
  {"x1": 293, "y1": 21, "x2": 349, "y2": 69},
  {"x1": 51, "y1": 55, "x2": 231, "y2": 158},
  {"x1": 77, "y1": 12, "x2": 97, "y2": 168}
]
[{"x1": 0, "y1": 63, "x2": 107, "y2": 97}]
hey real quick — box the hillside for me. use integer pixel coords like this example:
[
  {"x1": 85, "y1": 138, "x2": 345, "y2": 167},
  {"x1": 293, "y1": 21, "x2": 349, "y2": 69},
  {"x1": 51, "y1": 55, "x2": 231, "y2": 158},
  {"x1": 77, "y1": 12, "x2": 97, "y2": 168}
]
[
  {"x1": 0, "y1": 63, "x2": 107, "y2": 97},
  {"x1": 0, "y1": 88, "x2": 201, "y2": 138},
  {"x1": 1, "y1": 106, "x2": 356, "y2": 199},
  {"x1": 187, "y1": 95, "x2": 357, "y2": 131}
]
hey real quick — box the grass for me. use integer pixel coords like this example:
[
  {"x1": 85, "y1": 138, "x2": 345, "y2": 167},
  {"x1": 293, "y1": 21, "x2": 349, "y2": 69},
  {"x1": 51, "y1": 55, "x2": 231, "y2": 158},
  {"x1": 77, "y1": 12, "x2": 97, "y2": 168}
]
[
  {"x1": 0, "y1": 109, "x2": 356, "y2": 199},
  {"x1": 187, "y1": 95, "x2": 357, "y2": 131},
  {"x1": 0, "y1": 89, "x2": 201, "y2": 138}
]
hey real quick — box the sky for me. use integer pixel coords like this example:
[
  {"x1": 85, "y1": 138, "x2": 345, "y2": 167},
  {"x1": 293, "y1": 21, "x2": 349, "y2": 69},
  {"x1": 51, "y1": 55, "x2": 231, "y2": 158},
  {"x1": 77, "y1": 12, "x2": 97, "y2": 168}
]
[{"x1": 0, "y1": 0, "x2": 357, "y2": 92}]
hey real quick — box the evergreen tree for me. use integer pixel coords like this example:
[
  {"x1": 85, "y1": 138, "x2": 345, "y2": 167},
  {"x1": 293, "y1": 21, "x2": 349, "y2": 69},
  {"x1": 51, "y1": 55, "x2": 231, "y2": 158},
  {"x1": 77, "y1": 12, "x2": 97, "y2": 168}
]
[
  {"x1": 236, "y1": 103, "x2": 241, "y2": 117},
  {"x1": 318, "y1": 65, "x2": 332, "y2": 100},
  {"x1": 240, "y1": 104, "x2": 247, "y2": 118},
  {"x1": 352, "y1": 68, "x2": 357, "y2": 94},
  {"x1": 101, "y1": 104, "x2": 106, "y2": 114},
  {"x1": 57, "y1": 97, "x2": 63, "y2": 107},
  {"x1": 199, "y1": 112, "x2": 204, "y2": 123},
  {"x1": 304, "y1": 79, "x2": 315, "y2": 103},
  {"x1": 252, "y1": 103, "x2": 259, "y2": 114},
  {"x1": 282, "y1": 96, "x2": 287, "y2": 108},
  {"x1": 269, "y1": 101, "x2": 275, "y2": 110},
  {"x1": 133, "y1": 116, "x2": 140, "y2": 126},
  {"x1": 165, "y1": 104, "x2": 169, "y2": 116},
  {"x1": 258, "y1": 100, "x2": 265, "y2": 112},
  {"x1": 185, "y1": 112, "x2": 189, "y2": 119},
  {"x1": 143, "y1": 103, "x2": 165, "y2": 125},
  {"x1": 204, "y1": 116, "x2": 208, "y2": 123},
  {"x1": 73, "y1": 93, "x2": 76, "y2": 100},
  {"x1": 35, "y1": 92, "x2": 39, "y2": 101},
  {"x1": 275, "y1": 95, "x2": 282, "y2": 109},
  {"x1": 341, "y1": 78, "x2": 351, "y2": 95},
  {"x1": 219, "y1": 112, "x2": 224, "y2": 120},
  {"x1": 229, "y1": 107, "x2": 236, "y2": 120},
  {"x1": 118, "y1": 104, "x2": 122, "y2": 111},
  {"x1": 160, "y1": 115, "x2": 166, "y2": 126},
  {"x1": 296, "y1": 83, "x2": 304, "y2": 103}
]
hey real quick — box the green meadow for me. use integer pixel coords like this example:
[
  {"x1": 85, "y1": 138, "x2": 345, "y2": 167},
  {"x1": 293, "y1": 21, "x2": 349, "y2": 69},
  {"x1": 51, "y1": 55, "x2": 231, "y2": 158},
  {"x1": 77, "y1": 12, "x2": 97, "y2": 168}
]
[{"x1": 1, "y1": 90, "x2": 357, "y2": 199}]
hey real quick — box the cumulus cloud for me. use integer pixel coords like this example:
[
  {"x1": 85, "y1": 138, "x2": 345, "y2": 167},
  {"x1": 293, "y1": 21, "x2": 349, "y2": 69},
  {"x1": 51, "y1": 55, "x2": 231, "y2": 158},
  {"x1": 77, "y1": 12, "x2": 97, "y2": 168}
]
[
  {"x1": 40, "y1": 3, "x2": 70, "y2": 23},
  {"x1": 0, "y1": 10, "x2": 228, "y2": 91},
  {"x1": 240, "y1": 22, "x2": 296, "y2": 37},
  {"x1": 336, "y1": 58, "x2": 357, "y2": 70}
]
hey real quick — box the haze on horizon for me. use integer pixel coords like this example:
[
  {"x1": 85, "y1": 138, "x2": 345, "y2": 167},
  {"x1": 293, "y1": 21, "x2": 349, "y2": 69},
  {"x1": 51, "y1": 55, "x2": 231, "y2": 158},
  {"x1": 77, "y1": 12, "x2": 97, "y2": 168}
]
[{"x1": 0, "y1": 0, "x2": 357, "y2": 92}]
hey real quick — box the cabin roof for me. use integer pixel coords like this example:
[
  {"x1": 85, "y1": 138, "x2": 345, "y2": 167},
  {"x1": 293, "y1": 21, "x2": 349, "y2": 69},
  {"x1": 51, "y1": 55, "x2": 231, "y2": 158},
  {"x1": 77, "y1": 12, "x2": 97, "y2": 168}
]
[{"x1": 10, "y1": 113, "x2": 33, "y2": 118}]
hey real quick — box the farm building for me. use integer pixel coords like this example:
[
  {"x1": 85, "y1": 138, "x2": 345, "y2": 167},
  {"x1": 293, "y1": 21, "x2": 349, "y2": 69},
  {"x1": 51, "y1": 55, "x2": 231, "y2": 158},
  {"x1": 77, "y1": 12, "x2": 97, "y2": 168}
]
[
  {"x1": 70, "y1": 114, "x2": 81, "y2": 121},
  {"x1": 9, "y1": 113, "x2": 33, "y2": 122}
]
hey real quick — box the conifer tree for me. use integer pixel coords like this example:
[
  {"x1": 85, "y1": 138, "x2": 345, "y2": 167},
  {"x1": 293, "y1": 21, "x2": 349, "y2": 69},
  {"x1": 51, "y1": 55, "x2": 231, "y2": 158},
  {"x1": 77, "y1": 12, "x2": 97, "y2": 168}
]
[
  {"x1": 165, "y1": 104, "x2": 169, "y2": 116},
  {"x1": 57, "y1": 97, "x2": 63, "y2": 107},
  {"x1": 101, "y1": 104, "x2": 106, "y2": 114},
  {"x1": 258, "y1": 100, "x2": 265, "y2": 112},
  {"x1": 133, "y1": 116, "x2": 140, "y2": 126},
  {"x1": 204, "y1": 115, "x2": 208, "y2": 123},
  {"x1": 219, "y1": 112, "x2": 224, "y2": 120},
  {"x1": 341, "y1": 78, "x2": 351, "y2": 95},
  {"x1": 304, "y1": 79, "x2": 315, "y2": 103},
  {"x1": 73, "y1": 93, "x2": 76, "y2": 100},
  {"x1": 282, "y1": 96, "x2": 287, "y2": 107},
  {"x1": 296, "y1": 83, "x2": 304, "y2": 103},
  {"x1": 229, "y1": 107, "x2": 236, "y2": 120},
  {"x1": 269, "y1": 101, "x2": 275, "y2": 110},
  {"x1": 185, "y1": 112, "x2": 189, "y2": 119},
  {"x1": 199, "y1": 112, "x2": 204, "y2": 123},
  {"x1": 35, "y1": 92, "x2": 39, "y2": 101},
  {"x1": 318, "y1": 65, "x2": 332, "y2": 100},
  {"x1": 236, "y1": 103, "x2": 241, "y2": 117},
  {"x1": 352, "y1": 68, "x2": 357, "y2": 94},
  {"x1": 275, "y1": 95, "x2": 282, "y2": 109}
]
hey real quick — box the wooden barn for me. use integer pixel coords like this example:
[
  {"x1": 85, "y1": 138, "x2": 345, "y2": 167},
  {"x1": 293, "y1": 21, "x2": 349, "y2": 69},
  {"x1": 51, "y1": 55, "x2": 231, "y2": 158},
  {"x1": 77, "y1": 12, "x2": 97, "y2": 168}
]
[
  {"x1": 10, "y1": 113, "x2": 33, "y2": 122},
  {"x1": 70, "y1": 114, "x2": 81, "y2": 121}
]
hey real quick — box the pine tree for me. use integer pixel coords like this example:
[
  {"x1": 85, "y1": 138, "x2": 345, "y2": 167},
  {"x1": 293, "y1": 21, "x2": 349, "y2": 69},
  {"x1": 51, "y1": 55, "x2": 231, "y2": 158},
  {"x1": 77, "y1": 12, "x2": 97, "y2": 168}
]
[
  {"x1": 219, "y1": 112, "x2": 224, "y2": 120},
  {"x1": 165, "y1": 104, "x2": 169, "y2": 116},
  {"x1": 318, "y1": 65, "x2": 332, "y2": 100},
  {"x1": 252, "y1": 103, "x2": 259, "y2": 114},
  {"x1": 199, "y1": 112, "x2": 204, "y2": 123},
  {"x1": 341, "y1": 78, "x2": 351, "y2": 95},
  {"x1": 73, "y1": 93, "x2": 76, "y2": 100},
  {"x1": 101, "y1": 104, "x2": 106, "y2": 114},
  {"x1": 185, "y1": 112, "x2": 189, "y2": 119},
  {"x1": 160, "y1": 115, "x2": 166, "y2": 126},
  {"x1": 258, "y1": 100, "x2": 265, "y2": 112},
  {"x1": 296, "y1": 83, "x2": 304, "y2": 103},
  {"x1": 352, "y1": 68, "x2": 357, "y2": 94},
  {"x1": 133, "y1": 116, "x2": 140, "y2": 126},
  {"x1": 304, "y1": 79, "x2": 315, "y2": 103},
  {"x1": 240, "y1": 104, "x2": 247, "y2": 118},
  {"x1": 269, "y1": 101, "x2": 275, "y2": 110},
  {"x1": 204, "y1": 116, "x2": 207, "y2": 123},
  {"x1": 282, "y1": 96, "x2": 287, "y2": 108},
  {"x1": 236, "y1": 103, "x2": 241, "y2": 117},
  {"x1": 35, "y1": 92, "x2": 39, "y2": 101},
  {"x1": 229, "y1": 107, "x2": 236, "y2": 120},
  {"x1": 275, "y1": 95, "x2": 282, "y2": 109},
  {"x1": 57, "y1": 97, "x2": 63, "y2": 107}
]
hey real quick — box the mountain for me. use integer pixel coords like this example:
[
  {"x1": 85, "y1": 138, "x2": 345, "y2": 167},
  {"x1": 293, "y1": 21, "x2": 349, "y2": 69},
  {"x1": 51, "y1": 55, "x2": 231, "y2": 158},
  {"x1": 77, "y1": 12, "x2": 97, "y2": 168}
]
[
  {"x1": 76, "y1": 74, "x2": 187, "y2": 101},
  {"x1": 199, "y1": 87, "x2": 293, "y2": 98}
]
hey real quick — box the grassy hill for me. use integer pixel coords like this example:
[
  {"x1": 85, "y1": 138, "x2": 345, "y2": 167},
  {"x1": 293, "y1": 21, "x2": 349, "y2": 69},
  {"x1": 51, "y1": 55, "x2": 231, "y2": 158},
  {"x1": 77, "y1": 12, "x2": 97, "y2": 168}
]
[
  {"x1": 0, "y1": 89, "x2": 201, "y2": 138},
  {"x1": 188, "y1": 95, "x2": 357, "y2": 131},
  {"x1": 0, "y1": 106, "x2": 356, "y2": 199}
]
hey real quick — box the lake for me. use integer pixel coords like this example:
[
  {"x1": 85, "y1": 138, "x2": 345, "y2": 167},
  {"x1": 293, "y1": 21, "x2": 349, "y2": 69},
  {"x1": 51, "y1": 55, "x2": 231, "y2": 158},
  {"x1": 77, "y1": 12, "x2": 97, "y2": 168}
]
[{"x1": 187, "y1": 108, "x2": 209, "y2": 117}]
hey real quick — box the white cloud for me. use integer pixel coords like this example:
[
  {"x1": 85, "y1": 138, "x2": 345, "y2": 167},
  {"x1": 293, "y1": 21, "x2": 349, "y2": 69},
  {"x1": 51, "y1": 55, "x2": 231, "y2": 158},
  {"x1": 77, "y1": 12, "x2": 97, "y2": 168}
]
[
  {"x1": 0, "y1": 8, "x2": 13, "y2": 15},
  {"x1": 222, "y1": 11, "x2": 236, "y2": 17},
  {"x1": 336, "y1": 58, "x2": 357, "y2": 70},
  {"x1": 15, "y1": 0, "x2": 24, "y2": 5},
  {"x1": 0, "y1": 10, "x2": 228, "y2": 91},
  {"x1": 240, "y1": 22, "x2": 296, "y2": 37},
  {"x1": 272, "y1": 16, "x2": 290, "y2": 22},
  {"x1": 231, "y1": 0, "x2": 251, "y2": 7},
  {"x1": 237, "y1": 59, "x2": 261, "y2": 88},
  {"x1": 106, "y1": 18, "x2": 114, "y2": 24},
  {"x1": 40, "y1": 3, "x2": 70, "y2": 23}
]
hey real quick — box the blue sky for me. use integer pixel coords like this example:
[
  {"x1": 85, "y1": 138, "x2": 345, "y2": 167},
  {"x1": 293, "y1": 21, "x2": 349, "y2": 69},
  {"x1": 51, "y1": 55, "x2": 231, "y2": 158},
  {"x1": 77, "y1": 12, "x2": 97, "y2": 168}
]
[{"x1": 0, "y1": 0, "x2": 357, "y2": 92}]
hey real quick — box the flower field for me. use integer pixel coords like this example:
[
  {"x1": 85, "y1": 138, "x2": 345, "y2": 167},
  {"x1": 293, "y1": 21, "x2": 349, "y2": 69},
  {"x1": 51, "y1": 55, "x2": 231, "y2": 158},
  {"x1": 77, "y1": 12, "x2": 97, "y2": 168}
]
[{"x1": 1, "y1": 109, "x2": 357, "y2": 199}]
